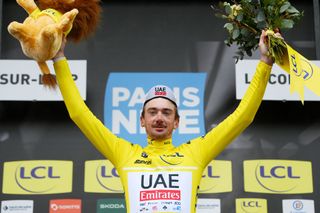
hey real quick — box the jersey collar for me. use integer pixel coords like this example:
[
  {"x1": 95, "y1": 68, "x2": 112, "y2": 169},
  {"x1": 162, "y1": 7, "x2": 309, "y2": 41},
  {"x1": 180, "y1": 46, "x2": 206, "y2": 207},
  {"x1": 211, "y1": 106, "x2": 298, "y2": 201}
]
[{"x1": 147, "y1": 137, "x2": 173, "y2": 147}]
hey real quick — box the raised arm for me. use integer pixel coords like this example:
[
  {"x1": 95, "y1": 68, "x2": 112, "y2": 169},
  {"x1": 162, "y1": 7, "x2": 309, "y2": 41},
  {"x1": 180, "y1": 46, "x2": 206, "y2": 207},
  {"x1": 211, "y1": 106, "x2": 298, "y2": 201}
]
[
  {"x1": 52, "y1": 38, "x2": 137, "y2": 166},
  {"x1": 186, "y1": 31, "x2": 274, "y2": 166}
]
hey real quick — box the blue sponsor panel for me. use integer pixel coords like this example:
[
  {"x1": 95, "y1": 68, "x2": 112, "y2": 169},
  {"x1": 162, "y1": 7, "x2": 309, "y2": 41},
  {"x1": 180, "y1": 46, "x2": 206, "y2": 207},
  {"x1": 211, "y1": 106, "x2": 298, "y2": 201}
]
[{"x1": 104, "y1": 73, "x2": 206, "y2": 147}]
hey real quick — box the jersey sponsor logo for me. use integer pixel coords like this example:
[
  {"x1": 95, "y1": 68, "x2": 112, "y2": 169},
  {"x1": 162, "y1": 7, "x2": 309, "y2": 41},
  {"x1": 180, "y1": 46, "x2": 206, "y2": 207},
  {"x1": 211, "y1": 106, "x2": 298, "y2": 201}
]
[
  {"x1": 140, "y1": 190, "x2": 181, "y2": 201},
  {"x1": 140, "y1": 174, "x2": 180, "y2": 189},
  {"x1": 244, "y1": 160, "x2": 313, "y2": 194},
  {"x1": 199, "y1": 160, "x2": 232, "y2": 193},
  {"x1": 49, "y1": 199, "x2": 81, "y2": 213},
  {"x1": 2, "y1": 160, "x2": 73, "y2": 194},
  {"x1": 134, "y1": 159, "x2": 152, "y2": 165},
  {"x1": 159, "y1": 152, "x2": 184, "y2": 165},
  {"x1": 84, "y1": 160, "x2": 123, "y2": 193},
  {"x1": 236, "y1": 198, "x2": 267, "y2": 213},
  {"x1": 128, "y1": 171, "x2": 192, "y2": 212},
  {"x1": 104, "y1": 73, "x2": 206, "y2": 146},
  {"x1": 154, "y1": 86, "x2": 167, "y2": 96},
  {"x1": 141, "y1": 152, "x2": 148, "y2": 158}
]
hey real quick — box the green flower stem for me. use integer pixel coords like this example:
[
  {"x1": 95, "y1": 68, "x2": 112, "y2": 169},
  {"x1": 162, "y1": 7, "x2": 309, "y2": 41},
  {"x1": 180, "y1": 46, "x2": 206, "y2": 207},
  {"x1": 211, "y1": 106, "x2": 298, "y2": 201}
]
[
  {"x1": 227, "y1": 17, "x2": 259, "y2": 34},
  {"x1": 267, "y1": 35, "x2": 287, "y2": 64}
]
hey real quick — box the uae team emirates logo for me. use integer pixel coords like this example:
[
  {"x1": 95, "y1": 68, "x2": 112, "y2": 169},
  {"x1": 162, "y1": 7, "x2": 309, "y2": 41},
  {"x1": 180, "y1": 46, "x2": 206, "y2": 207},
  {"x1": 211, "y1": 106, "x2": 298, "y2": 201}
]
[
  {"x1": 154, "y1": 87, "x2": 167, "y2": 96},
  {"x1": 128, "y1": 171, "x2": 192, "y2": 212},
  {"x1": 139, "y1": 173, "x2": 181, "y2": 202},
  {"x1": 140, "y1": 190, "x2": 181, "y2": 201}
]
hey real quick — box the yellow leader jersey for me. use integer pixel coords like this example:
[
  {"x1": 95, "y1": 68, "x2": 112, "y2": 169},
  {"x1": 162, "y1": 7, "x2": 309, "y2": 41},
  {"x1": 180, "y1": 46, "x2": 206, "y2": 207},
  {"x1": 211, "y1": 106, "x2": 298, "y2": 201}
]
[{"x1": 54, "y1": 59, "x2": 271, "y2": 213}]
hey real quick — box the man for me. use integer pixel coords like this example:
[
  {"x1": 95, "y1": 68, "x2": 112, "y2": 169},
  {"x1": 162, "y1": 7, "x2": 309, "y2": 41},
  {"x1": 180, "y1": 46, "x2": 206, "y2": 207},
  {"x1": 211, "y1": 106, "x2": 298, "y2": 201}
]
[{"x1": 52, "y1": 31, "x2": 273, "y2": 212}]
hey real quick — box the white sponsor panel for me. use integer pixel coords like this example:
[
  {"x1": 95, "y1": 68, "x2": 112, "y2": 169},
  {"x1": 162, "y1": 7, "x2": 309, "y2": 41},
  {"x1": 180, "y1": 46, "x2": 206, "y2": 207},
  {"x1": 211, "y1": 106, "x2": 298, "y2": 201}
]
[
  {"x1": 282, "y1": 199, "x2": 315, "y2": 213},
  {"x1": 128, "y1": 171, "x2": 192, "y2": 212},
  {"x1": 1, "y1": 200, "x2": 33, "y2": 213},
  {"x1": 236, "y1": 60, "x2": 320, "y2": 101},
  {"x1": 0, "y1": 60, "x2": 86, "y2": 101},
  {"x1": 196, "y1": 199, "x2": 221, "y2": 213}
]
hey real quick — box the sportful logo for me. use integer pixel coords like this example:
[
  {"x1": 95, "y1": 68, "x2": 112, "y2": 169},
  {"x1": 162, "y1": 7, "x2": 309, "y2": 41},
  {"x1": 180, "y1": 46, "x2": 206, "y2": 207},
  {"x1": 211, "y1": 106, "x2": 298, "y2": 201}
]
[
  {"x1": 104, "y1": 72, "x2": 206, "y2": 147},
  {"x1": 84, "y1": 160, "x2": 123, "y2": 193},
  {"x1": 2, "y1": 161, "x2": 73, "y2": 194},
  {"x1": 244, "y1": 160, "x2": 313, "y2": 194}
]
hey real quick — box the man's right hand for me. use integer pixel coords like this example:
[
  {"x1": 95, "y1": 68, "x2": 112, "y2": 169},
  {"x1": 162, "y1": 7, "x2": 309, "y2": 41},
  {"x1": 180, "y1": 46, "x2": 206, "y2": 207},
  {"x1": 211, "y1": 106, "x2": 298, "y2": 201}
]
[{"x1": 259, "y1": 30, "x2": 274, "y2": 66}]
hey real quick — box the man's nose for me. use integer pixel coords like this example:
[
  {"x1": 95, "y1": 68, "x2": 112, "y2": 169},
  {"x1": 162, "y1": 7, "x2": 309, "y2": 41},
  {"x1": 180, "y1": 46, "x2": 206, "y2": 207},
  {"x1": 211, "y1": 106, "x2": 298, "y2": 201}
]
[{"x1": 155, "y1": 112, "x2": 164, "y2": 120}]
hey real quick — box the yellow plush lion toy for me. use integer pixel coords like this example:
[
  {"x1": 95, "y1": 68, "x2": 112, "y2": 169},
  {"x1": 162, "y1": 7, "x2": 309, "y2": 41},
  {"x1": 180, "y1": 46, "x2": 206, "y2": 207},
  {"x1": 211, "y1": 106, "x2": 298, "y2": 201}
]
[{"x1": 7, "y1": 0, "x2": 101, "y2": 88}]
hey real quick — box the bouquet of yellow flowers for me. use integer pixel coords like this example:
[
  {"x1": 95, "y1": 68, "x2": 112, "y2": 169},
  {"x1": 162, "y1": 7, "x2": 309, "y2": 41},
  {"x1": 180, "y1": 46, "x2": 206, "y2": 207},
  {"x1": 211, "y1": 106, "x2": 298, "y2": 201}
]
[{"x1": 213, "y1": 0, "x2": 303, "y2": 63}]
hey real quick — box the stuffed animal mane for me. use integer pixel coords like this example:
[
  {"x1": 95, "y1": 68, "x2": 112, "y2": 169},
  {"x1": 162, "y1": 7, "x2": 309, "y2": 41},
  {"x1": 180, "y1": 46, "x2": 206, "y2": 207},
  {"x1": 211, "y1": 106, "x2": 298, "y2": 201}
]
[
  {"x1": 36, "y1": 0, "x2": 101, "y2": 42},
  {"x1": 7, "y1": 0, "x2": 101, "y2": 88}
]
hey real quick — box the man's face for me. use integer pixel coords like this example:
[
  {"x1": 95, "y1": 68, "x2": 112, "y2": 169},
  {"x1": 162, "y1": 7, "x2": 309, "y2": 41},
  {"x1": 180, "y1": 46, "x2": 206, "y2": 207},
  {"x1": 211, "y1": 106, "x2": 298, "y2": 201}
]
[{"x1": 140, "y1": 98, "x2": 179, "y2": 140}]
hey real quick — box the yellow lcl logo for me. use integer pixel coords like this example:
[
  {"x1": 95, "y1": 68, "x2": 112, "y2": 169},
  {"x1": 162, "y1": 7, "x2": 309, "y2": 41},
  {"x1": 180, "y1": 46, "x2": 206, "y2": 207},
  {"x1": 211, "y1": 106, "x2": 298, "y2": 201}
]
[
  {"x1": 84, "y1": 160, "x2": 123, "y2": 193},
  {"x1": 199, "y1": 160, "x2": 232, "y2": 193},
  {"x1": 244, "y1": 160, "x2": 313, "y2": 194},
  {"x1": 236, "y1": 198, "x2": 268, "y2": 213},
  {"x1": 2, "y1": 160, "x2": 73, "y2": 194}
]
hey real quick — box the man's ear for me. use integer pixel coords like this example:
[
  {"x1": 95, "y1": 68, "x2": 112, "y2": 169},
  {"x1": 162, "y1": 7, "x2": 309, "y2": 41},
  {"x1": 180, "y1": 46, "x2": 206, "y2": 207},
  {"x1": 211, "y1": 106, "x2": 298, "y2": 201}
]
[
  {"x1": 140, "y1": 115, "x2": 145, "y2": 127},
  {"x1": 174, "y1": 118, "x2": 179, "y2": 129}
]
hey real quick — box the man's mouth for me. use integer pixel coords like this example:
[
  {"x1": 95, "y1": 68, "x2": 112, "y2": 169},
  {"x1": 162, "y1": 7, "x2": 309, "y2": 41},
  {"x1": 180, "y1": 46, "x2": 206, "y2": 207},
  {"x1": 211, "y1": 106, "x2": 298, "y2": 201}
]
[{"x1": 153, "y1": 126, "x2": 166, "y2": 131}]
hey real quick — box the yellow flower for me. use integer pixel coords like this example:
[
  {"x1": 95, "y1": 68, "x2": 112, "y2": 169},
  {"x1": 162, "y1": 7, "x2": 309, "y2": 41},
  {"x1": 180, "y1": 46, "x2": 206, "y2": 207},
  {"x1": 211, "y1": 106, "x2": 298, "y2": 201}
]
[{"x1": 231, "y1": 4, "x2": 242, "y2": 17}]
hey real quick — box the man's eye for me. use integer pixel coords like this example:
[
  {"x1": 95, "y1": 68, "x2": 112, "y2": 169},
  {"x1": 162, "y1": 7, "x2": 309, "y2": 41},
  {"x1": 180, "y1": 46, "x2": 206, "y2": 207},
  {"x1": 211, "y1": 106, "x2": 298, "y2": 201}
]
[
  {"x1": 163, "y1": 111, "x2": 171, "y2": 116},
  {"x1": 149, "y1": 111, "x2": 157, "y2": 115}
]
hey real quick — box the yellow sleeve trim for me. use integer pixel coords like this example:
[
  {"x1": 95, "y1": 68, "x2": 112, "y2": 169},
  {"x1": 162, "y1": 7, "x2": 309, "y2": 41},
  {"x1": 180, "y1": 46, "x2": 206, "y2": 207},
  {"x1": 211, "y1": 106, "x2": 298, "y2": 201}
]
[{"x1": 30, "y1": 8, "x2": 41, "y2": 19}]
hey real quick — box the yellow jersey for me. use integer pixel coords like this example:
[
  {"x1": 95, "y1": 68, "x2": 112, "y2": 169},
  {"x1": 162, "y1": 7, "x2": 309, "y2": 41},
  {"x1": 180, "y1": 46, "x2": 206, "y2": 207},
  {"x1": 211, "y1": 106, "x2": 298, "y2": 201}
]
[{"x1": 54, "y1": 59, "x2": 271, "y2": 212}]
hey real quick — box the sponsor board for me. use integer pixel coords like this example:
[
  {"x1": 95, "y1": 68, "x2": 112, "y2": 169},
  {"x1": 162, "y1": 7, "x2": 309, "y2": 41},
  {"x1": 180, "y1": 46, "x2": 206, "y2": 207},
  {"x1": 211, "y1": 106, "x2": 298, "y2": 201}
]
[
  {"x1": 282, "y1": 199, "x2": 315, "y2": 213},
  {"x1": 244, "y1": 160, "x2": 313, "y2": 194},
  {"x1": 127, "y1": 171, "x2": 192, "y2": 212},
  {"x1": 199, "y1": 160, "x2": 232, "y2": 193},
  {"x1": 196, "y1": 199, "x2": 221, "y2": 213},
  {"x1": 96, "y1": 198, "x2": 126, "y2": 213},
  {"x1": 236, "y1": 60, "x2": 320, "y2": 101},
  {"x1": 1, "y1": 200, "x2": 33, "y2": 213},
  {"x1": 49, "y1": 199, "x2": 81, "y2": 213},
  {"x1": 0, "y1": 60, "x2": 86, "y2": 101},
  {"x1": 2, "y1": 160, "x2": 73, "y2": 194},
  {"x1": 236, "y1": 198, "x2": 267, "y2": 213},
  {"x1": 104, "y1": 72, "x2": 206, "y2": 146},
  {"x1": 84, "y1": 160, "x2": 123, "y2": 193}
]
